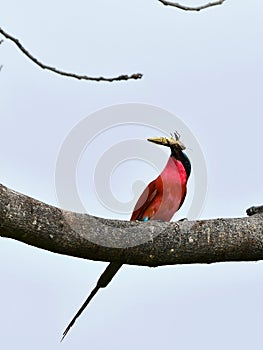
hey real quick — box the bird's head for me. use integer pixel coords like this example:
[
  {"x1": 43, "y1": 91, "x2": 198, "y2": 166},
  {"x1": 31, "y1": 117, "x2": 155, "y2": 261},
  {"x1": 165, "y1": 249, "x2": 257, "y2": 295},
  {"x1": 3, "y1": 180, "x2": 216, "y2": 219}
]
[
  {"x1": 148, "y1": 131, "x2": 191, "y2": 177},
  {"x1": 147, "y1": 131, "x2": 186, "y2": 152}
]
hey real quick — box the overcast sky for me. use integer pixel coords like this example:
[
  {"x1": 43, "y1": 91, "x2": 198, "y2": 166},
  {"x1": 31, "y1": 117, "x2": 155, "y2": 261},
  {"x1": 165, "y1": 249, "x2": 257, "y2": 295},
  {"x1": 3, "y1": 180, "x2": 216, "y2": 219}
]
[{"x1": 1, "y1": 1, "x2": 263, "y2": 349}]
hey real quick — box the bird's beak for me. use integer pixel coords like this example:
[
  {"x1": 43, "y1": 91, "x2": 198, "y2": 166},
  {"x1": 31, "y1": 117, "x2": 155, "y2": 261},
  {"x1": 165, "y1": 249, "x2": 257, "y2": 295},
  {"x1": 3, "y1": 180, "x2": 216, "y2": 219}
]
[
  {"x1": 147, "y1": 137, "x2": 170, "y2": 147},
  {"x1": 147, "y1": 136, "x2": 186, "y2": 150}
]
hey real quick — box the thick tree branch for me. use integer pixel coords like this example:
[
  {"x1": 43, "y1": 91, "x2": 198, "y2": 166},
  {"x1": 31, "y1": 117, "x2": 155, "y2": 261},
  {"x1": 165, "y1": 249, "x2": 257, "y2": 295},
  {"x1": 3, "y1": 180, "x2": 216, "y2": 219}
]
[
  {"x1": 1, "y1": 184, "x2": 263, "y2": 267},
  {"x1": 0, "y1": 27, "x2": 143, "y2": 83},
  {"x1": 158, "y1": 0, "x2": 226, "y2": 11}
]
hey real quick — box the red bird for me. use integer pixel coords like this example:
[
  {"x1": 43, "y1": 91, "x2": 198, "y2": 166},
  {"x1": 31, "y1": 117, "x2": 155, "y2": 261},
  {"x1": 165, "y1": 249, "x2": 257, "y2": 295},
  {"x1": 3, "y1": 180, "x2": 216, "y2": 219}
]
[{"x1": 61, "y1": 132, "x2": 191, "y2": 341}]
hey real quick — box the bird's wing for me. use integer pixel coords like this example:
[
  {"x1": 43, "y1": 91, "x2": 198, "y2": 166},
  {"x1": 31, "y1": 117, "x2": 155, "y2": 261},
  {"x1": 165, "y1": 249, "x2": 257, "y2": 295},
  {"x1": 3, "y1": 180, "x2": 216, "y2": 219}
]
[{"x1": 130, "y1": 178, "x2": 160, "y2": 221}]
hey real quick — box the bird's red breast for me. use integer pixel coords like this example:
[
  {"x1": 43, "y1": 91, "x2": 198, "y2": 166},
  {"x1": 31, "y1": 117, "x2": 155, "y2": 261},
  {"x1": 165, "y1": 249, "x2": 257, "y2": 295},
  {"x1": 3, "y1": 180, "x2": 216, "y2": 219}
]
[{"x1": 131, "y1": 156, "x2": 188, "y2": 222}]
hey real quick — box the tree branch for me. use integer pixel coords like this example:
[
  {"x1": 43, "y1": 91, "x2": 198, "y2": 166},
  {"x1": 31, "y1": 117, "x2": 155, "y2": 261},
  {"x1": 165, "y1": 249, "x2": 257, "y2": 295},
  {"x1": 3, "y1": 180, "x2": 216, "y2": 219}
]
[
  {"x1": 158, "y1": 0, "x2": 226, "y2": 11},
  {"x1": 247, "y1": 205, "x2": 263, "y2": 217},
  {"x1": 0, "y1": 27, "x2": 143, "y2": 83},
  {"x1": 1, "y1": 184, "x2": 263, "y2": 267}
]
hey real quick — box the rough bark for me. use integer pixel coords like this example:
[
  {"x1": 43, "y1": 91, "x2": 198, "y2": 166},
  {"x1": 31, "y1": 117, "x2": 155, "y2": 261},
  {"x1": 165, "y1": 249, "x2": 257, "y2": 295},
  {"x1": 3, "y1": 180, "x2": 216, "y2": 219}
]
[{"x1": 0, "y1": 183, "x2": 263, "y2": 267}]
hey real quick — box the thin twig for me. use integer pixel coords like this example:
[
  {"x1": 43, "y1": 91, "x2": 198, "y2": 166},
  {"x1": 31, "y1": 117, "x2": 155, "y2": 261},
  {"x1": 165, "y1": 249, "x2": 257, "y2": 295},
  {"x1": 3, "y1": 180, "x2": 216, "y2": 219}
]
[
  {"x1": 158, "y1": 0, "x2": 226, "y2": 11},
  {"x1": 0, "y1": 27, "x2": 143, "y2": 82}
]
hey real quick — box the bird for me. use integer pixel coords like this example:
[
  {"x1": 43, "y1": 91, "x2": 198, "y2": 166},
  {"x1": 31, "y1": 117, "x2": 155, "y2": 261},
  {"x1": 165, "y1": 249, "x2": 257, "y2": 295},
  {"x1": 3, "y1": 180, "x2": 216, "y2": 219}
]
[{"x1": 61, "y1": 131, "x2": 191, "y2": 341}]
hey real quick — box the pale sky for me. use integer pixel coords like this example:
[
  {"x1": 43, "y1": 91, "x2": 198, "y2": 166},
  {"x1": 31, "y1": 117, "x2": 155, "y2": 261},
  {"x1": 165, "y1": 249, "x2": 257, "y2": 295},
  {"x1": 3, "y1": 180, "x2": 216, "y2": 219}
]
[{"x1": 1, "y1": 1, "x2": 263, "y2": 349}]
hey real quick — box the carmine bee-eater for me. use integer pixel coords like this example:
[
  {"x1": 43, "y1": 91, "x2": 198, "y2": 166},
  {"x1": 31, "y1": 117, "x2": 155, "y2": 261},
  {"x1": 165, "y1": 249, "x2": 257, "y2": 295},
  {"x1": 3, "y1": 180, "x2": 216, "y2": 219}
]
[{"x1": 61, "y1": 131, "x2": 191, "y2": 341}]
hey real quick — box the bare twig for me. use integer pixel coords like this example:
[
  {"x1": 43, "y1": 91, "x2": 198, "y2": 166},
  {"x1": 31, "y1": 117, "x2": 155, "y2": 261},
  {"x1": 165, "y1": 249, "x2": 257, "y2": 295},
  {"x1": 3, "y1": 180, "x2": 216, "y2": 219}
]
[
  {"x1": 158, "y1": 0, "x2": 226, "y2": 11},
  {"x1": 0, "y1": 27, "x2": 143, "y2": 82},
  {"x1": 1, "y1": 183, "x2": 263, "y2": 267}
]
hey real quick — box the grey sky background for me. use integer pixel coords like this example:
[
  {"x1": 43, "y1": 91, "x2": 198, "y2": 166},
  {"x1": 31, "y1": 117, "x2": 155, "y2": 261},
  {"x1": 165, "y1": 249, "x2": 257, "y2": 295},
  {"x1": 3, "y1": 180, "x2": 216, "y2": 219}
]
[{"x1": 1, "y1": 1, "x2": 263, "y2": 349}]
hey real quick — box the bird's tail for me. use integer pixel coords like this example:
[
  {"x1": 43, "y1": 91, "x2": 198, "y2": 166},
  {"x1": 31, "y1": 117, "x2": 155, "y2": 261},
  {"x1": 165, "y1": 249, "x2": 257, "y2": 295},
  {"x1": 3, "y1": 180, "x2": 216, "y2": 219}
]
[{"x1": 61, "y1": 262, "x2": 122, "y2": 341}]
